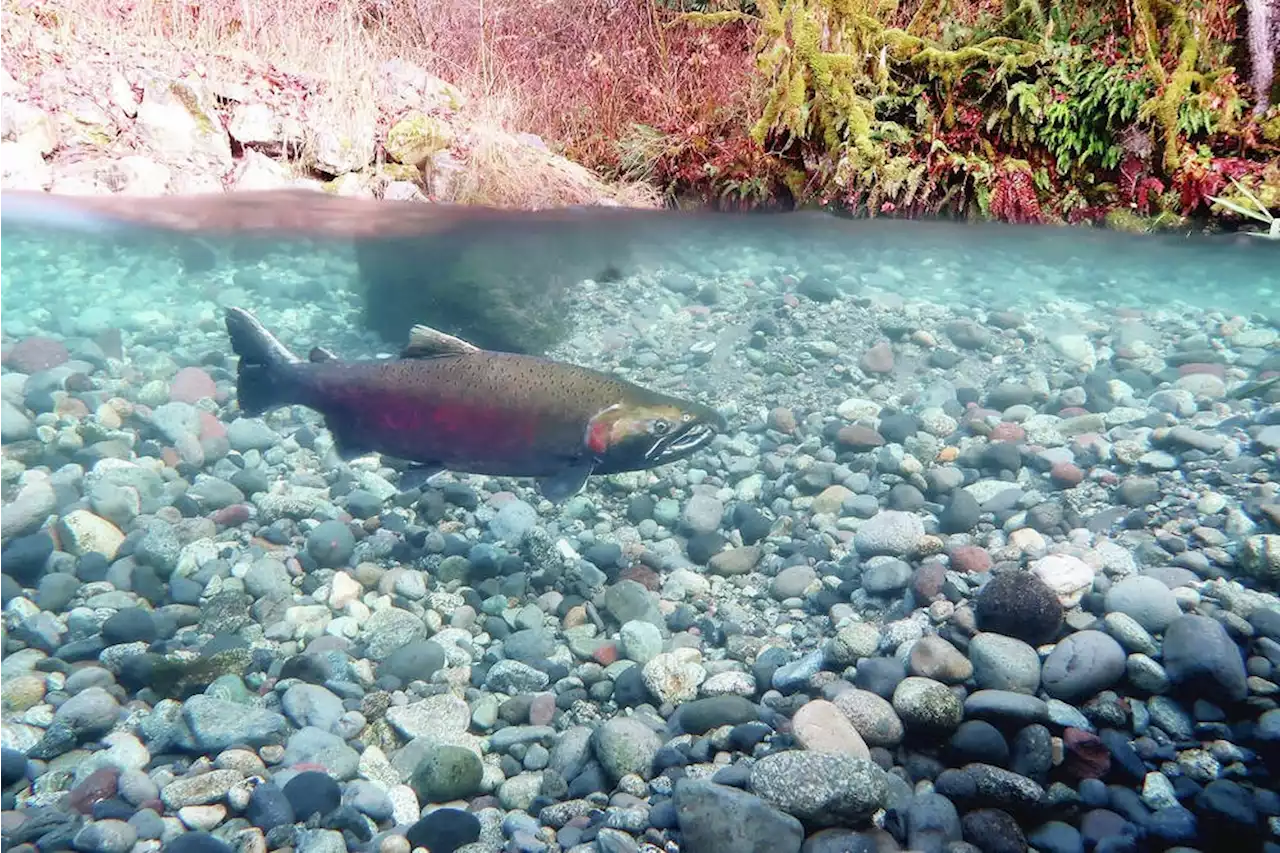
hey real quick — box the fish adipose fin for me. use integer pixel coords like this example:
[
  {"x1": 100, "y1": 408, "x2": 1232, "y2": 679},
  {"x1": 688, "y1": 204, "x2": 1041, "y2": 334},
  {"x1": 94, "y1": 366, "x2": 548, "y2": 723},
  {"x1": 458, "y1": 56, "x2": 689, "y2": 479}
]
[
  {"x1": 537, "y1": 459, "x2": 595, "y2": 504},
  {"x1": 402, "y1": 325, "x2": 481, "y2": 359},
  {"x1": 225, "y1": 307, "x2": 302, "y2": 416}
]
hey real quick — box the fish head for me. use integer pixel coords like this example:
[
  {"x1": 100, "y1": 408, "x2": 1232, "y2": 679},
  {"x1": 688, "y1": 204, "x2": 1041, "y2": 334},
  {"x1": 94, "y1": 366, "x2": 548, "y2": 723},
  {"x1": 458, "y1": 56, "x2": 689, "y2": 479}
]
[{"x1": 585, "y1": 396, "x2": 728, "y2": 473}]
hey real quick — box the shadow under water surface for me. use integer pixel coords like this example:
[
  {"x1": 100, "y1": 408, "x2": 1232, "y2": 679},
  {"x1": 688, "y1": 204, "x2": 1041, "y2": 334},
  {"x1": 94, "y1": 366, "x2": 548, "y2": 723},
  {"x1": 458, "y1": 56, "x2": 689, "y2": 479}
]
[{"x1": 3, "y1": 190, "x2": 1278, "y2": 355}]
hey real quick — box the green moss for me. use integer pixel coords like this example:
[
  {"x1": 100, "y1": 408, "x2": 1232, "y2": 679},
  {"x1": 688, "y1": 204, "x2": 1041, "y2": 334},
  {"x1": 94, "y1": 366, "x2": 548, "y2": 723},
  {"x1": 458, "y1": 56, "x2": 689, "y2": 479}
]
[
  {"x1": 1103, "y1": 207, "x2": 1152, "y2": 233},
  {"x1": 682, "y1": 0, "x2": 1268, "y2": 222},
  {"x1": 379, "y1": 162, "x2": 425, "y2": 183},
  {"x1": 142, "y1": 648, "x2": 256, "y2": 700},
  {"x1": 385, "y1": 113, "x2": 453, "y2": 167},
  {"x1": 169, "y1": 80, "x2": 217, "y2": 137},
  {"x1": 1261, "y1": 115, "x2": 1280, "y2": 145}
]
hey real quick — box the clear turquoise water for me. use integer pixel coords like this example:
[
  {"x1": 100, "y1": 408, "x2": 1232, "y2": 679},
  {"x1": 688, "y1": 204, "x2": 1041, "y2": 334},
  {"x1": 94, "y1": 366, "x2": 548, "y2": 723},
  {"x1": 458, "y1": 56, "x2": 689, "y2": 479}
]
[{"x1": 3, "y1": 211, "x2": 1279, "y2": 337}]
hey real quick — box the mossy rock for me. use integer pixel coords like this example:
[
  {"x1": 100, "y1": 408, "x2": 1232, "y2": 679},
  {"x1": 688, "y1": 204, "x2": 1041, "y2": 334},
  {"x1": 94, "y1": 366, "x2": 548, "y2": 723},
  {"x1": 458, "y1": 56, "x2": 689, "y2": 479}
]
[
  {"x1": 169, "y1": 80, "x2": 218, "y2": 137},
  {"x1": 127, "y1": 648, "x2": 256, "y2": 700},
  {"x1": 409, "y1": 744, "x2": 484, "y2": 803},
  {"x1": 1103, "y1": 208, "x2": 1153, "y2": 234},
  {"x1": 1261, "y1": 114, "x2": 1280, "y2": 145},
  {"x1": 378, "y1": 162, "x2": 423, "y2": 183},
  {"x1": 386, "y1": 113, "x2": 453, "y2": 168}
]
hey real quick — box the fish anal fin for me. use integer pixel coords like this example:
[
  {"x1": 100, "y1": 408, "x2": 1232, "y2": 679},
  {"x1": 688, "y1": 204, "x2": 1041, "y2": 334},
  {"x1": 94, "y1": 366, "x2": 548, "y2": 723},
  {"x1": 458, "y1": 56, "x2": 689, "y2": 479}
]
[
  {"x1": 402, "y1": 324, "x2": 481, "y2": 359},
  {"x1": 309, "y1": 346, "x2": 338, "y2": 363},
  {"x1": 399, "y1": 463, "x2": 447, "y2": 492},
  {"x1": 537, "y1": 460, "x2": 594, "y2": 504}
]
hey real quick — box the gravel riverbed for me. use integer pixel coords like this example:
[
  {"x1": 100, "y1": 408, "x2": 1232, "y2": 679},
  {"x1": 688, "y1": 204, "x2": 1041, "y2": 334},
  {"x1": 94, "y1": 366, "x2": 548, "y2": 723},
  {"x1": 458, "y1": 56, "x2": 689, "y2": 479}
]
[{"x1": 2, "y1": 227, "x2": 1280, "y2": 853}]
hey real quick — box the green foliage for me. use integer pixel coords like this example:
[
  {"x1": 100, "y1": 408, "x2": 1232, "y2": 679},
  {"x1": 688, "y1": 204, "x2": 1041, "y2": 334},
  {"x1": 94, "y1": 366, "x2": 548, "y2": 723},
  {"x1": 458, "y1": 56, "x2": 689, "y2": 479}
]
[
  {"x1": 1001, "y1": 44, "x2": 1152, "y2": 174},
  {"x1": 677, "y1": 0, "x2": 1277, "y2": 226}
]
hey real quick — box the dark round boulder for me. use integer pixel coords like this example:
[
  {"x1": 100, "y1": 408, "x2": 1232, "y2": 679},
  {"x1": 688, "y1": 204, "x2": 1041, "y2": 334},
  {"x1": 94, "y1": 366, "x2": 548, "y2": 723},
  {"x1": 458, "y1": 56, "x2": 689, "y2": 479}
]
[
  {"x1": 974, "y1": 571, "x2": 1063, "y2": 645},
  {"x1": 163, "y1": 833, "x2": 234, "y2": 853},
  {"x1": 405, "y1": 808, "x2": 481, "y2": 853},
  {"x1": 101, "y1": 608, "x2": 158, "y2": 645},
  {"x1": 282, "y1": 771, "x2": 340, "y2": 820}
]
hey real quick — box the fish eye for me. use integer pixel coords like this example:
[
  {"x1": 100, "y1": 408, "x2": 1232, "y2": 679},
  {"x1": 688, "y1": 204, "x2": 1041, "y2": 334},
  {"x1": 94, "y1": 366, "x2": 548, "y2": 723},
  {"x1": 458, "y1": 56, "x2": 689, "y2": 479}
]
[{"x1": 651, "y1": 419, "x2": 672, "y2": 436}]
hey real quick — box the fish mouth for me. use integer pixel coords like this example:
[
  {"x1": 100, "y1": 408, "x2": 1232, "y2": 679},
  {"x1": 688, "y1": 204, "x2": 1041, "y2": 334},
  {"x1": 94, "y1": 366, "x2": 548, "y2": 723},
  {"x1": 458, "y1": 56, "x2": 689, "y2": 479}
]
[{"x1": 645, "y1": 421, "x2": 718, "y2": 463}]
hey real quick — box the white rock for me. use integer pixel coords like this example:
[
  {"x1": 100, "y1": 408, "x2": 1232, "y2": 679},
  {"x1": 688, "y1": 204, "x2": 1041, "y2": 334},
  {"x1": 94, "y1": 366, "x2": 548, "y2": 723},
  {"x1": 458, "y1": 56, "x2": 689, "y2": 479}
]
[
  {"x1": 642, "y1": 648, "x2": 705, "y2": 704},
  {"x1": 228, "y1": 103, "x2": 280, "y2": 146},
  {"x1": 114, "y1": 155, "x2": 172, "y2": 195},
  {"x1": 1175, "y1": 373, "x2": 1226, "y2": 399},
  {"x1": 231, "y1": 149, "x2": 294, "y2": 191},
  {"x1": 837, "y1": 397, "x2": 882, "y2": 422},
  {"x1": 57, "y1": 510, "x2": 125, "y2": 559},
  {"x1": 0, "y1": 67, "x2": 20, "y2": 95},
  {"x1": 1030, "y1": 553, "x2": 1095, "y2": 607},
  {"x1": 662, "y1": 567, "x2": 710, "y2": 601},
  {"x1": 2, "y1": 99, "x2": 58, "y2": 154},
  {"x1": 387, "y1": 784, "x2": 420, "y2": 825},
  {"x1": 1052, "y1": 333, "x2": 1096, "y2": 370},
  {"x1": 58, "y1": 97, "x2": 117, "y2": 147},
  {"x1": 109, "y1": 71, "x2": 138, "y2": 117},
  {"x1": 312, "y1": 126, "x2": 375, "y2": 176},
  {"x1": 382, "y1": 180, "x2": 426, "y2": 202},
  {"x1": 135, "y1": 75, "x2": 232, "y2": 174},
  {"x1": 329, "y1": 571, "x2": 362, "y2": 608},
  {"x1": 1, "y1": 139, "x2": 51, "y2": 190}
]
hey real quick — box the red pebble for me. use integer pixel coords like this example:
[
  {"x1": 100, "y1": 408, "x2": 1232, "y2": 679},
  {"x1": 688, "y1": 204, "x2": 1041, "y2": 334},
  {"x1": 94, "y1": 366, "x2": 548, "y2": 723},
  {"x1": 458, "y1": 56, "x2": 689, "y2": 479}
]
[
  {"x1": 1063, "y1": 727, "x2": 1110, "y2": 779},
  {"x1": 290, "y1": 762, "x2": 331, "y2": 774},
  {"x1": 949, "y1": 545, "x2": 993, "y2": 574},
  {"x1": 1177, "y1": 362, "x2": 1225, "y2": 378},
  {"x1": 591, "y1": 642, "x2": 619, "y2": 666},
  {"x1": 860, "y1": 342, "x2": 895, "y2": 374},
  {"x1": 618, "y1": 563, "x2": 661, "y2": 591},
  {"x1": 170, "y1": 366, "x2": 218, "y2": 403},
  {"x1": 529, "y1": 693, "x2": 556, "y2": 726},
  {"x1": 1058, "y1": 406, "x2": 1091, "y2": 417},
  {"x1": 68, "y1": 767, "x2": 119, "y2": 814},
  {"x1": 198, "y1": 410, "x2": 227, "y2": 440},
  {"x1": 1050, "y1": 462, "x2": 1085, "y2": 488},
  {"x1": 5, "y1": 337, "x2": 69, "y2": 373},
  {"x1": 213, "y1": 504, "x2": 252, "y2": 526},
  {"x1": 912, "y1": 562, "x2": 947, "y2": 600},
  {"x1": 989, "y1": 422, "x2": 1025, "y2": 442}
]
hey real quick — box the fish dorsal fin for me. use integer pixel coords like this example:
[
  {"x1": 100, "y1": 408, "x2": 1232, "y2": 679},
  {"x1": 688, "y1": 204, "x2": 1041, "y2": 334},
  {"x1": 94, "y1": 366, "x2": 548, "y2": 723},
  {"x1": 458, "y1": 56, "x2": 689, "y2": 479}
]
[
  {"x1": 402, "y1": 324, "x2": 481, "y2": 359},
  {"x1": 309, "y1": 347, "x2": 338, "y2": 362}
]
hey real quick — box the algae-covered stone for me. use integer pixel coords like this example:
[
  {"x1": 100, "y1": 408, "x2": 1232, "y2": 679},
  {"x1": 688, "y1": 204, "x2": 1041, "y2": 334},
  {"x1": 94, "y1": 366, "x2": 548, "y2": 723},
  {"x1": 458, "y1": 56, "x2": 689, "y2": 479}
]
[
  {"x1": 409, "y1": 744, "x2": 483, "y2": 802},
  {"x1": 1241, "y1": 534, "x2": 1280, "y2": 582},
  {"x1": 386, "y1": 112, "x2": 453, "y2": 168},
  {"x1": 313, "y1": 126, "x2": 375, "y2": 176},
  {"x1": 135, "y1": 75, "x2": 232, "y2": 173}
]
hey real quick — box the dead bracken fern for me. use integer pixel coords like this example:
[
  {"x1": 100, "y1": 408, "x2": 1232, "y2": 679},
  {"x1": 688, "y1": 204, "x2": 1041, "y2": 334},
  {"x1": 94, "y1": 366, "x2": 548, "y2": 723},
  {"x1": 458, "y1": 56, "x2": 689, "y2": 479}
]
[
  {"x1": 442, "y1": 124, "x2": 660, "y2": 208},
  {"x1": 1, "y1": 0, "x2": 664, "y2": 208}
]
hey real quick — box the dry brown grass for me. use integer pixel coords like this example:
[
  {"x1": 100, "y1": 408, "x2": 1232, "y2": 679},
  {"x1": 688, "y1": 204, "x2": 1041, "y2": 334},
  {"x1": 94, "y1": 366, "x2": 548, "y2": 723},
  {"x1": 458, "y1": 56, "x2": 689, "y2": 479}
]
[{"x1": 1, "y1": 0, "x2": 756, "y2": 208}]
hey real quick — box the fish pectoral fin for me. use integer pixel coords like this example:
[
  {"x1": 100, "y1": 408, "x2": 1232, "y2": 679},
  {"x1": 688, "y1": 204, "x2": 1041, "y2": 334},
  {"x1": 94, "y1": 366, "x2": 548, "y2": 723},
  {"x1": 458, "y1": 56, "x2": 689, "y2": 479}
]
[
  {"x1": 402, "y1": 324, "x2": 481, "y2": 359},
  {"x1": 537, "y1": 460, "x2": 595, "y2": 504},
  {"x1": 398, "y1": 462, "x2": 448, "y2": 492}
]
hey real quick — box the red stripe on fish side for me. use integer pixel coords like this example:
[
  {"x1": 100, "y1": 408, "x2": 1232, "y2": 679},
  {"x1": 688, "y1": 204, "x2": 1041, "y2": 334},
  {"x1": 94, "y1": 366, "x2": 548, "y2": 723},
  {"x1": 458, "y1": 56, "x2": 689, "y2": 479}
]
[{"x1": 377, "y1": 399, "x2": 539, "y2": 452}]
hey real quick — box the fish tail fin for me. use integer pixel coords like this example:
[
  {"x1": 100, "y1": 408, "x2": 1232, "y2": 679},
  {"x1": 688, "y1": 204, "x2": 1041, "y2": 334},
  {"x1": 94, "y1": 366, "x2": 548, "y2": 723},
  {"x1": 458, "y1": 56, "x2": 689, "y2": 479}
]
[{"x1": 225, "y1": 307, "x2": 302, "y2": 416}]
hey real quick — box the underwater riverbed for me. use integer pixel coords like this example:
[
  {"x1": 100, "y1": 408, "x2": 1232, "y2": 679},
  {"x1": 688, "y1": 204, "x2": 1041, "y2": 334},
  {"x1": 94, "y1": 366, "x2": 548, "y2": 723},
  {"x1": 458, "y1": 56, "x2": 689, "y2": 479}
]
[{"x1": 2, "y1": 206, "x2": 1280, "y2": 853}]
